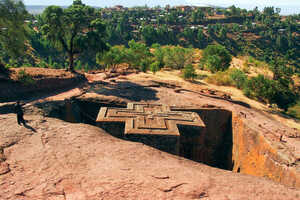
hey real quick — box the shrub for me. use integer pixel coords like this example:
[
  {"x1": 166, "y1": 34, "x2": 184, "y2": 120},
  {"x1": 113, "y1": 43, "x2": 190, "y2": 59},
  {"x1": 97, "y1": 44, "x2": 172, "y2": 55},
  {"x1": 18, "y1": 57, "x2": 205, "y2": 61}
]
[
  {"x1": 152, "y1": 44, "x2": 165, "y2": 68},
  {"x1": 17, "y1": 69, "x2": 35, "y2": 86},
  {"x1": 205, "y1": 55, "x2": 222, "y2": 73},
  {"x1": 243, "y1": 75, "x2": 275, "y2": 102},
  {"x1": 229, "y1": 69, "x2": 247, "y2": 89},
  {"x1": 150, "y1": 61, "x2": 160, "y2": 74},
  {"x1": 164, "y1": 46, "x2": 193, "y2": 70},
  {"x1": 243, "y1": 75, "x2": 297, "y2": 111},
  {"x1": 140, "y1": 59, "x2": 149, "y2": 72},
  {"x1": 182, "y1": 64, "x2": 196, "y2": 80},
  {"x1": 96, "y1": 45, "x2": 127, "y2": 70},
  {"x1": 201, "y1": 45, "x2": 232, "y2": 72},
  {"x1": 126, "y1": 40, "x2": 152, "y2": 70},
  {"x1": 272, "y1": 81, "x2": 297, "y2": 112}
]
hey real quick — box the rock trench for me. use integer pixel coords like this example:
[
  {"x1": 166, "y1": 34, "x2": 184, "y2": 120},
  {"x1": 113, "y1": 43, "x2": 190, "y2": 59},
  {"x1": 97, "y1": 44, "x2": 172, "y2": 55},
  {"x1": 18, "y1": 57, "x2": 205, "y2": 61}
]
[
  {"x1": 31, "y1": 98, "x2": 300, "y2": 188},
  {"x1": 34, "y1": 99, "x2": 237, "y2": 171}
]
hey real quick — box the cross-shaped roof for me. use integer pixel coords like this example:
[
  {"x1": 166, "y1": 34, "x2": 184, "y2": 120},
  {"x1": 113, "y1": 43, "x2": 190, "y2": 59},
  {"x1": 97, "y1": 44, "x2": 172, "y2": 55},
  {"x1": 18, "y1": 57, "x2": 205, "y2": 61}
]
[{"x1": 96, "y1": 103, "x2": 205, "y2": 136}]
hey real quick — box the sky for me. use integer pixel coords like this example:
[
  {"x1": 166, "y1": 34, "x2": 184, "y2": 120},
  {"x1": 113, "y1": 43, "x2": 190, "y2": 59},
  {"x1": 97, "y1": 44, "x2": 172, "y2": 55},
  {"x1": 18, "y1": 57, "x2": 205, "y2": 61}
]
[{"x1": 23, "y1": 0, "x2": 300, "y2": 15}]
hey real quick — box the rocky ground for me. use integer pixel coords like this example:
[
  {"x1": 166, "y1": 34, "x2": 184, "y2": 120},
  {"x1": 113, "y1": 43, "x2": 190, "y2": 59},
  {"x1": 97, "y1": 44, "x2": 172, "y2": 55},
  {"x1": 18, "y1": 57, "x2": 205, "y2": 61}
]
[
  {"x1": 1, "y1": 114, "x2": 300, "y2": 200},
  {"x1": 1, "y1": 69, "x2": 300, "y2": 199}
]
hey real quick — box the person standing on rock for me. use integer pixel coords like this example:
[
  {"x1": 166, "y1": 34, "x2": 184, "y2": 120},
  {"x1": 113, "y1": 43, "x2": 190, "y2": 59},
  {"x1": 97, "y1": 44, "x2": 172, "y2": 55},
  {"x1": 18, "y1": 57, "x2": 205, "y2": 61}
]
[{"x1": 15, "y1": 101, "x2": 26, "y2": 126}]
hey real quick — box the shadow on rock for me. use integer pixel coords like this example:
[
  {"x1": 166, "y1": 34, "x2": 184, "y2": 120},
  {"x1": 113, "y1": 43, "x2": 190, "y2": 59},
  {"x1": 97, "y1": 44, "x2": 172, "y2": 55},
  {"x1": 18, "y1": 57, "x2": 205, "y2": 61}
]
[
  {"x1": 88, "y1": 81, "x2": 159, "y2": 102},
  {"x1": 23, "y1": 122, "x2": 37, "y2": 133}
]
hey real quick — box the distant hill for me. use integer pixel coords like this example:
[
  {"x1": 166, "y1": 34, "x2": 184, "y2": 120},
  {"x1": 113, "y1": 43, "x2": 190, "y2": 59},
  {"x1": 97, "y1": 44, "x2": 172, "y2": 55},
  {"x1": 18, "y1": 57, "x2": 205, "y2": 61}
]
[
  {"x1": 25, "y1": 5, "x2": 63, "y2": 14},
  {"x1": 26, "y1": 5, "x2": 101, "y2": 14}
]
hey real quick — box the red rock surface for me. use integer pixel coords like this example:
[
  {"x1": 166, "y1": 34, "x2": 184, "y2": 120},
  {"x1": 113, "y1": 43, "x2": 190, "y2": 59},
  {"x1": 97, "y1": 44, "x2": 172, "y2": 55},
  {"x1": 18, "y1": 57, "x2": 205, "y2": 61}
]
[
  {"x1": 1, "y1": 114, "x2": 300, "y2": 200},
  {"x1": 1, "y1": 71, "x2": 300, "y2": 199}
]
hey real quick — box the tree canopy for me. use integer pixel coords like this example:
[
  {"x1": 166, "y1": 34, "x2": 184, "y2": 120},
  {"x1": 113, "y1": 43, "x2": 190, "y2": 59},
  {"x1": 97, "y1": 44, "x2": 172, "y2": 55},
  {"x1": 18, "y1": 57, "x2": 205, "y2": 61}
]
[
  {"x1": 0, "y1": 0, "x2": 27, "y2": 67},
  {"x1": 201, "y1": 45, "x2": 232, "y2": 72},
  {"x1": 41, "y1": 0, "x2": 107, "y2": 71},
  {"x1": 164, "y1": 46, "x2": 193, "y2": 70}
]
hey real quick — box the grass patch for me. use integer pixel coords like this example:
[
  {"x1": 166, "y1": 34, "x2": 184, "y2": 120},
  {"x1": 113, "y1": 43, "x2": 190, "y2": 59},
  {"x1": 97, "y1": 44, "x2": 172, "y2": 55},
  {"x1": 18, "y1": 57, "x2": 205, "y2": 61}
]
[{"x1": 205, "y1": 70, "x2": 235, "y2": 86}]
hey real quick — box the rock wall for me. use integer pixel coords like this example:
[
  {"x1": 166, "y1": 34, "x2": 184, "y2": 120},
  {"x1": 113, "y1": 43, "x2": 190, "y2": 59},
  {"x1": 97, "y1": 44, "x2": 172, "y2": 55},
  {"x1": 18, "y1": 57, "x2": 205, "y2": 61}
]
[
  {"x1": 231, "y1": 113, "x2": 300, "y2": 188},
  {"x1": 0, "y1": 76, "x2": 85, "y2": 103},
  {"x1": 177, "y1": 108, "x2": 300, "y2": 189},
  {"x1": 173, "y1": 108, "x2": 233, "y2": 170}
]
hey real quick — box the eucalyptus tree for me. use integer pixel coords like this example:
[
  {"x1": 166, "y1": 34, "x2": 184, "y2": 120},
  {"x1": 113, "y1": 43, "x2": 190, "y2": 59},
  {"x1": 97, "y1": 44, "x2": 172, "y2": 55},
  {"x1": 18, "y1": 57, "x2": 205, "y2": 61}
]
[{"x1": 41, "y1": 0, "x2": 107, "y2": 72}]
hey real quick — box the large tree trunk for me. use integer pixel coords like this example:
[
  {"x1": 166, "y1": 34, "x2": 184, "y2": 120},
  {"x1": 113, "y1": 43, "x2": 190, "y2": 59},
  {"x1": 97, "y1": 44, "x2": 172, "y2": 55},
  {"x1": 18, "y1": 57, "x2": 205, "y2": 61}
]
[{"x1": 68, "y1": 52, "x2": 74, "y2": 72}]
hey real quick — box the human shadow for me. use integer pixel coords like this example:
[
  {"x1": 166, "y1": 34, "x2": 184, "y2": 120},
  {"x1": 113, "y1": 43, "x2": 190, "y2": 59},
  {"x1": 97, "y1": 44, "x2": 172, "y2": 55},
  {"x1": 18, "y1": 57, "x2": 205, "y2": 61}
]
[
  {"x1": 23, "y1": 123, "x2": 37, "y2": 133},
  {"x1": 88, "y1": 81, "x2": 159, "y2": 102}
]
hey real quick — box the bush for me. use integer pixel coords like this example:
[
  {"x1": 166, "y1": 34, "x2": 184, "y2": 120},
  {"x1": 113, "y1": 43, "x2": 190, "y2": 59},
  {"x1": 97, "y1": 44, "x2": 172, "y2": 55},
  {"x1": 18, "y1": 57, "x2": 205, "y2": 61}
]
[
  {"x1": 182, "y1": 64, "x2": 196, "y2": 80},
  {"x1": 243, "y1": 75, "x2": 297, "y2": 111},
  {"x1": 272, "y1": 81, "x2": 297, "y2": 112},
  {"x1": 164, "y1": 46, "x2": 193, "y2": 70},
  {"x1": 229, "y1": 69, "x2": 247, "y2": 89},
  {"x1": 150, "y1": 61, "x2": 160, "y2": 74},
  {"x1": 201, "y1": 45, "x2": 232, "y2": 72},
  {"x1": 140, "y1": 59, "x2": 150, "y2": 72},
  {"x1": 243, "y1": 75, "x2": 275, "y2": 102},
  {"x1": 17, "y1": 69, "x2": 35, "y2": 86},
  {"x1": 205, "y1": 55, "x2": 222, "y2": 73},
  {"x1": 152, "y1": 44, "x2": 165, "y2": 68},
  {"x1": 126, "y1": 40, "x2": 152, "y2": 70},
  {"x1": 96, "y1": 45, "x2": 127, "y2": 70}
]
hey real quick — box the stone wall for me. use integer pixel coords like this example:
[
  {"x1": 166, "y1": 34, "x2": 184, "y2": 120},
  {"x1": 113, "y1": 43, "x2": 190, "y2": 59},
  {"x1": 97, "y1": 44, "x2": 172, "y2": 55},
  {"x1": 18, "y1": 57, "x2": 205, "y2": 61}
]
[{"x1": 231, "y1": 113, "x2": 300, "y2": 188}]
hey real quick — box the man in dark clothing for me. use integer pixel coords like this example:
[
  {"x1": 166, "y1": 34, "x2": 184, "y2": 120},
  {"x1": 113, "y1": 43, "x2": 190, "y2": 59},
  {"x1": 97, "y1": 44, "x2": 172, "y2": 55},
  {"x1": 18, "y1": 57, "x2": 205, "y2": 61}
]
[{"x1": 15, "y1": 101, "x2": 26, "y2": 125}]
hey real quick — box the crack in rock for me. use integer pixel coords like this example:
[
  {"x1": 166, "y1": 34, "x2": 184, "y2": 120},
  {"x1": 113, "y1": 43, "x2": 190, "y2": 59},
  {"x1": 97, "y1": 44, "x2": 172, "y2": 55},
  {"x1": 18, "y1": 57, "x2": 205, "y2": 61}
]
[
  {"x1": 151, "y1": 175, "x2": 170, "y2": 180},
  {"x1": 159, "y1": 183, "x2": 187, "y2": 193},
  {"x1": 15, "y1": 187, "x2": 34, "y2": 196},
  {"x1": 0, "y1": 162, "x2": 10, "y2": 175}
]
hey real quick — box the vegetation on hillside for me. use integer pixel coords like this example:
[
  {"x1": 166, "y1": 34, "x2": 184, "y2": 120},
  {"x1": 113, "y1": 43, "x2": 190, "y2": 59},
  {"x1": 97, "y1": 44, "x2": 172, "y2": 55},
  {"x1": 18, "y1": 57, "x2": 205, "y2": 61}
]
[{"x1": 0, "y1": 0, "x2": 27, "y2": 74}]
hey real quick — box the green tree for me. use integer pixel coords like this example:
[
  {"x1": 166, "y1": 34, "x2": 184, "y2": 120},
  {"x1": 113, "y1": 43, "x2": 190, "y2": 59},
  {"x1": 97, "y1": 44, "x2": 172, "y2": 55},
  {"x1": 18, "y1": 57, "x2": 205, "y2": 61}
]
[
  {"x1": 126, "y1": 40, "x2": 152, "y2": 70},
  {"x1": 219, "y1": 27, "x2": 227, "y2": 40},
  {"x1": 141, "y1": 25, "x2": 157, "y2": 46},
  {"x1": 270, "y1": 57, "x2": 293, "y2": 83},
  {"x1": 229, "y1": 69, "x2": 247, "y2": 89},
  {"x1": 206, "y1": 55, "x2": 222, "y2": 73},
  {"x1": 244, "y1": 75, "x2": 275, "y2": 102},
  {"x1": 41, "y1": 0, "x2": 107, "y2": 72},
  {"x1": 152, "y1": 44, "x2": 165, "y2": 68},
  {"x1": 164, "y1": 46, "x2": 193, "y2": 70},
  {"x1": 201, "y1": 45, "x2": 232, "y2": 72},
  {"x1": 263, "y1": 7, "x2": 275, "y2": 17},
  {"x1": 191, "y1": 9, "x2": 205, "y2": 24},
  {"x1": 150, "y1": 61, "x2": 160, "y2": 74},
  {"x1": 244, "y1": 75, "x2": 296, "y2": 111},
  {"x1": 96, "y1": 45, "x2": 126, "y2": 71},
  {"x1": 0, "y1": 0, "x2": 28, "y2": 73},
  {"x1": 182, "y1": 64, "x2": 196, "y2": 80}
]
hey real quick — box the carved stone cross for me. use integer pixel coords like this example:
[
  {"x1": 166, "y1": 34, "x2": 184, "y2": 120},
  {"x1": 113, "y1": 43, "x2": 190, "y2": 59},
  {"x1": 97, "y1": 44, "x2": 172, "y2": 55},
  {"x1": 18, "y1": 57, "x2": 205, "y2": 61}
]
[{"x1": 96, "y1": 103, "x2": 205, "y2": 136}]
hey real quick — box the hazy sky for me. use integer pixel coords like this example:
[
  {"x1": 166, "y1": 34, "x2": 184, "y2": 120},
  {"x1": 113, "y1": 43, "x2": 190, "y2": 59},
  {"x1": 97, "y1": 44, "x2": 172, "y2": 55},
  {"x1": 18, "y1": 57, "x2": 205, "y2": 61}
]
[{"x1": 23, "y1": 0, "x2": 300, "y2": 14}]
